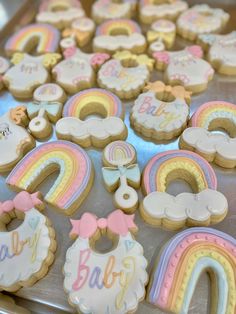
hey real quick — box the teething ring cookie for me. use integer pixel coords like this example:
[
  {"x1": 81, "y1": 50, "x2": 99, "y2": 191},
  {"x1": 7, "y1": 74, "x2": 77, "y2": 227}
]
[
  {"x1": 140, "y1": 150, "x2": 228, "y2": 230},
  {"x1": 0, "y1": 191, "x2": 56, "y2": 292},
  {"x1": 131, "y1": 81, "x2": 192, "y2": 141},
  {"x1": 180, "y1": 101, "x2": 236, "y2": 169},
  {"x1": 63, "y1": 210, "x2": 148, "y2": 313}
]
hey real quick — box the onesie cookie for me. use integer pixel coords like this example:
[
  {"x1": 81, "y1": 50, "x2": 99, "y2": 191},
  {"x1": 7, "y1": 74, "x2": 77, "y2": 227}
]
[
  {"x1": 0, "y1": 191, "x2": 56, "y2": 292},
  {"x1": 131, "y1": 81, "x2": 191, "y2": 140},
  {"x1": 56, "y1": 89, "x2": 127, "y2": 148},
  {"x1": 177, "y1": 4, "x2": 229, "y2": 41},
  {"x1": 147, "y1": 227, "x2": 236, "y2": 314},
  {"x1": 63, "y1": 210, "x2": 148, "y2": 313},
  {"x1": 153, "y1": 46, "x2": 214, "y2": 94},
  {"x1": 93, "y1": 19, "x2": 146, "y2": 54},
  {"x1": 140, "y1": 150, "x2": 228, "y2": 230},
  {"x1": 102, "y1": 141, "x2": 141, "y2": 213},
  {"x1": 0, "y1": 57, "x2": 10, "y2": 91},
  {"x1": 180, "y1": 101, "x2": 236, "y2": 168},
  {"x1": 6, "y1": 140, "x2": 94, "y2": 215}
]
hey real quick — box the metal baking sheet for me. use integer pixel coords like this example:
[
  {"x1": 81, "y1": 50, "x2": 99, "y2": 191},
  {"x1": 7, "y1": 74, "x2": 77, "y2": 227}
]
[{"x1": 0, "y1": 0, "x2": 236, "y2": 313}]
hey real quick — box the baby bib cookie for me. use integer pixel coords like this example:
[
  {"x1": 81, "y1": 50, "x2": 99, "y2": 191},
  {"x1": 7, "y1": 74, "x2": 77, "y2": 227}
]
[
  {"x1": 0, "y1": 191, "x2": 56, "y2": 292},
  {"x1": 102, "y1": 141, "x2": 141, "y2": 213},
  {"x1": 93, "y1": 19, "x2": 146, "y2": 54},
  {"x1": 6, "y1": 140, "x2": 94, "y2": 215},
  {"x1": 147, "y1": 227, "x2": 236, "y2": 314},
  {"x1": 0, "y1": 57, "x2": 10, "y2": 91},
  {"x1": 177, "y1": 4, "x2": 229, "y2": 41},
  {"x1": 180, "y1": 101, "x2": 236, "y2": 169},
  {"x1": 0, "y1": 293, "x2": 30, "y2": 314},
  {"x1": 131, "y1": 81, "x2": 191, "y2": 141},
  {"x1": 64, "y1": 210, "x2": 148, "y2": 314},
  {"x1": 153, "y1": 46, "x2": 214, "y2": 94},
  {"x1": 56, "y1": 89, "x2": 127, "y2": 148},
  {"x1": 140, "y1": 150, "x2": 228, "y2": 230}
]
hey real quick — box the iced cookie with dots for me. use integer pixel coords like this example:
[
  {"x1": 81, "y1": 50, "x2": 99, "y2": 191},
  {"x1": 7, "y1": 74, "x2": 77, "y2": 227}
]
[
  {"x1": 140, "y1": 150, "x2": 228, "y2": 230},
  {"x1": 153, "y1": 45, "x2": 214, "y2": 94},
  {"x1": 177, "y1": 4, "x2": 229, "y2": 41},
  {"x1": 93, "y1": 19, "x2": 146, "y2": 54},
  {"x1": 102, "y1": 141, "x2": 141, "y2": 213},
  {"x1": 180, "y1": 101, "x2": 236, "y2": 169},
  {"x1": 0, "y1": 57, "x2": 10, "y2": 91},
  {"x1": 0, "y1": 191, "x2": 56, "y2": 292},
  {"x1": 63, "y1": 210, "x2": 148, "y2": 314},
  {"x1": 56, "y1": 89, "x2": 127, "y2": 148},
  {"x1": 131, "y1": 81, "x2": 191, "y2": 141}
]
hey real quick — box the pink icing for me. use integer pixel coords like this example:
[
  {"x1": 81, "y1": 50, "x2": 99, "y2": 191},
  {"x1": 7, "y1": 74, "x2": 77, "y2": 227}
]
[
  {"x1": 186, "y1": 45, "x2": 203, "y2": 58},
  {"x1": 90, "y1": 53, "x2": 110, "y2": 67},
  {"x1": 63, "y1": 46, "x2": 77, "y2": 59},
  {"x1": 153, "y1": 51, "x2": 170, "y2": 64}
]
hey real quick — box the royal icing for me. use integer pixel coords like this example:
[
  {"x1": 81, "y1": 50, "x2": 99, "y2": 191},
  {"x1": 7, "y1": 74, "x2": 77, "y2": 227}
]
[{"x1": 0, "y1": 57, "x2": 10, "y2": 91}]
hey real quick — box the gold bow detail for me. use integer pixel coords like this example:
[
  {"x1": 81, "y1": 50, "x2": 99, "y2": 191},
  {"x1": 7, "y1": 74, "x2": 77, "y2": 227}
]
[{"x1": 113, "y1": 51, "x2": 155, "y2": 71}]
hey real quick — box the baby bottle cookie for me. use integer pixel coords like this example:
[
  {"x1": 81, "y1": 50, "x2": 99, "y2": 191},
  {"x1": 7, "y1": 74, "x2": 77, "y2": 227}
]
[
  {"x1": 0, "y1": 57, "x2": 10, "y2": 91},
  {"x1": 63, "y1": 210, "x2": 148, "y2": 314},
  {"x1": 0, "y1": 191, "x2": 56, "y2": 292}
]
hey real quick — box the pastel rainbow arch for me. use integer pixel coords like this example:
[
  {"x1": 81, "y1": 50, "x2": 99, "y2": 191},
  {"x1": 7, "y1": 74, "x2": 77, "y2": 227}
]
[
  {"x1": 147, "y1": 227, "x2": 236, "y2": 314},
  {"x1": 5, "y1": 23, "x2": 60, "y2": 56},
  {"x1": 142, "y1": 150, "x2": 217, "y2": 194},
  {"x1": 6, "y1": 141, "x2": 94, "y2": 215},
  {"x1": 96, "y1": 19, "x2": 141, "y2": 36},
  {"x1": 104, "y1": 141, "x2": 136, "y2": 165}
]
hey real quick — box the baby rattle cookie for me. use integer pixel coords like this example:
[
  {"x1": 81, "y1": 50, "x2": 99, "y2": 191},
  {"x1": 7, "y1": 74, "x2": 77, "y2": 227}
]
[
  {"x1": 140, "y1": 150, "x2": 228, "y2": 230},
  {"x1": 180, "y1": 101, "x2": 236, "y2": 169},
  {"x1": 131, "y1": 81, "x2": 191, "y2": 141},
  {"x1": 98, "y1": 51, "x2": 153, "y2": 100},
  {"x1": 177, "y1": 4, "x2": 229, "y2": 41},
  {"x1": 102, "y1": 141, "x2": 141, "y2": 213},
  {"x1": 147, "y1": 227, "x2": 236, "y2": 314},
  {"x1": 0, "y1": 293, "x2": 30, "y2": 314},
  {"x1": 0, "y1": 57, "x2": 10, "y2": 91},
  {"x1": 93, "y1": 19, "x2": 146, "y2": 54},
  {"x1": 0, "y1": 191, "x2": 56, "y2": 292},
  {"x1": 63, "y1": 210, "x2": 148, "y2": 314},
  {"x1": 56, "y1": 89, "x2": 127, "y2": 148},
  {"x1": 6, "y1": 140, "x2": 94, "y2": 215},
  {"x1": 153, "y1": 45, "x2": 214, "y2": 94}
]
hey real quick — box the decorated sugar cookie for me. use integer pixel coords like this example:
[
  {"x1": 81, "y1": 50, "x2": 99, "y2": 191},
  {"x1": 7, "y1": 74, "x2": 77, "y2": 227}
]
[
  {"x1": 0, "y1": 106, "x2": 35, "y2": 172},
  {"x1": 56, "y1": 89, "x2": 127, "y2": 148},
  {"x1": 147, "y1": 227, "x2": 236, "y2": 314},
  {"x1": 36, "y1": 0, "x2": 85, "y2": 29},
  {"x1": 131, "y1": 81, "x2": 191, "y2": 140},
  {"x1": 0, "y1": 191, "x2": 56, "y2": 292},
  {"x1": 177, "y1": 4, "x2": 229, "y2": 41},
  {"x1": 102, "y1": 141, "x2": 140, "y2": 213},
  {"x1": 180, "y1": 101, "x2": 236, "y2": 169},
  {"x1": 3, "y1": 53, "x2": 61, "y2": 99},
  {"x1": 93, "y1": 19, "x2": 146, "y2": 54},
  {"x1": 5, "y1": 23, "x2": 60, "y2": 56},
  {"x1": 0, "y1": 57, "x2": 10, "y2": 91},
  {"x1": 64, "y1": 210, "x2": 148, "y2": 313},
  {"x1": 198, "y1": 32, "x2": 236, "y2": 75},
  {"x1": 0, "y1": 293, "x2": 30, "y2": 314},
  {"x1": 6, "y1": 141, "x2": 94, "y2": 215},
  {"x1": 52, "y1": 47, "x2": 109, "y2": 94},
  {"x1": 140, "y1": 0, "x2": 188, "y2": 24},
  {"x1": 153, "y1": 45, "x2": 214, "y2": 94},
  {"x1": 140, "y1": 150, "x2": 228, "y2": 230}
]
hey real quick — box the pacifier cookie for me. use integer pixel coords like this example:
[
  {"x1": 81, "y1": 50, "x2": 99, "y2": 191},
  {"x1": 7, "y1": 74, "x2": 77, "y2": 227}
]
[
  {"x1": 0, "y1": 191, "x2": 56, "y2": 292},
  {"x1": 0, "y1": 57, "x2": 10, "y2": 91},
  {"x1": 56, "y1": 89, "x2": 127, "y2": 148},
  {"x1": 180, "y1": 101, "x2": 236, "y2": 169},
  {"x1": 131, "y1": 81, "x2": 191, "y2": 140},
  {"x1": 147, "y1": 227, "x2": 236, "y2": 314},
  {"x1": 63, "y1": 210, "x2": 148, "y2": 313},
  {"x1": 102, "y1": 141, "x2": 141, "y2": 213},
  {"x1": 140, "y1": 150, "x2": 228, "y2": 230},
  {"x1": 177, "y1": 4, "x2": 229, "y2": 41},
  {"x1": 93, "y1": 19, "x2": 146, "y2": 54},
  {"x1": 153, "y1": 45, "x2": 214, "y2": 94},
  {"x1": 6, "y1": 140, "x2": 94, "y2": 215}
]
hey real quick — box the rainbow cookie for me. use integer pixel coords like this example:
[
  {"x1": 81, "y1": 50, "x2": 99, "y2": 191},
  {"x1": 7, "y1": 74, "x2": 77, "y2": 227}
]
[
  {"x1": 180, "y1": 101, "x2": 236, "y2": 168},
  {"x1": 147, "y1": 227, "x2": 236, "y2": 314},
  {"x1": 63, "y1": 210, "x2": 148, "y2": 313},
  {"x1": 56, "y1": 89, "x2": 127, "y2": 148},
  {"x1": 0, "y1": 191, "x2": 56, "y2": 292},
  {"x1": 0, "y1": 57, "x2": 10, "y2": 91},
  {"x1": 93, "y1": 19, "x2": 146, "y2": 54},
  {"x1": 153, "y1": 46, "x2": 214, "y2": 94},
  {"x1": 6, "y1": 140, "x2": 94, "y2": 215},
  {"x1": 177, "y1": 4, "x2": 229, "y2": 41},
  {"x1": 140, "y1": 150, "x2": 228, "y2": 230}
]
